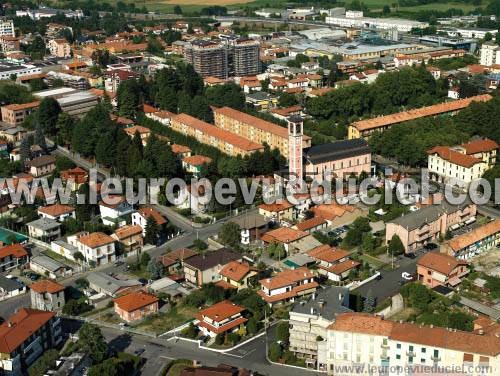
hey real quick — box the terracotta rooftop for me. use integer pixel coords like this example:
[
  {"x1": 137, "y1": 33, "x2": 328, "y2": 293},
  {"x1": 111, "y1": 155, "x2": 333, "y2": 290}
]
[
  {"x1": 258, "y1": 201, "x2": 294, "y2": 212},
  {"x1": 171, "y1": 144, "x2": 191, "y2": 154},
  {"x1": 172, "y1": 113, "x2": 264, "y2": 152},
  {"x1": 3, "y1": 101, "x2": 40, "y2": 111},
  {"x1": 328, "y1": 312, "x2": 394, "y2": 336},
  {"x1": 294, "y1": 217, "x2": 327, "y2": 231},
  {"x1": 311, "y1": 203, "x2": 355, "y2": 221},
  {"x1": 30, "y1": 279, "x2": 65, "y2": 294},
  {"x1": 38, "y1": 203, "x2": 75, "y2": 217},
  {"x1": 352, "y1": 94, "x2": 492, "y2": 131},
  {"x1": 158, "y1": 248, "x2": 196, "y2": 267},
  {"x1": 323, "y1": 259, "x2": 360, "y2": 275},
  {"x1": 462, "y1": 138, "x2": 499, "y2": 155},
  {"x1": 0, "y1": 244, "x2": 28, "y2": 259},
  {"x1": 417, "y1": 252, "x2": 468, "y2": 276},
  {"x1": 78, "y1": 232, "x2": 115, "y2": 248},
  {"x1": 114, "y1": 291, "x2": 158, "y2": 312},
  {"x1": 143, "y1": 104, "x2": 157, "y2": 113},
  {"x1": 213, "y1": 107, "x2": 311, "y2": 142},
  {"x1": 113, "y1": 225, "x2": 142, "y2": 240},
  {"x1": 124, "y1": 125, "x2": 150, "y2": 136},
  {"x1": 261, "y1": 227, "x2": 308, "y2": 244},
  {"x1": 219, "y1": 261, "x2": 256, "y2": 282},
  {"x1": 259, "y1": 267, "x2": 314, "y2": 290},
  {"x1": 204, "y1": 76, "x2": 227, "y2": 85},
  {"x1": 137, "y1": 207, "x2": 167, "y2": 225},
  {"x1": 449, "y1": 219, "x2": 500, "y2": 251},
  {"x1": 427, "y1": 146, "x2": 483, "y2": 168},
  {"x1": 197, "y1": 300, "x2": 245, "y2": 322},
  {"x1": 0, "y1": 308, "x2": 56, "y2": 353},
  {"x1": 183, "y1": 155, "x2": 212, "y2": 167},
  {"x1": 308, "y1": 245, "x2": 350, "y2": 263},
  {"x1": 270, "y1": 105, "x2": 302, "y2": 117}
]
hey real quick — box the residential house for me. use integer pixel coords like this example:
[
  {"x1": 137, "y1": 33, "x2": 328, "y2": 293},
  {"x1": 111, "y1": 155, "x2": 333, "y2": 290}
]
[
  {"x1": 308, "y1": 245, "x2": 360, "y2": 282},
  {"x1": 147, "y1": 110, "x2": 174, "y2": 126},
  {"x1": 30, "y1": 279, "x2": 65, "y2": 311},
  {"x1": 0, "y1": 244, "x2": 29, "y2": 272},
  {"x1": 47, "y1": 38, "x2": 71, "y2": 57},
  {"x1": 245, "y1": 91, "x2": 278, "y2": 110},
  {"x1": 0, "y1": 308, "x2": 62, "y2": 376},
  {"x1": 37, "y1": 204, "x2": 75, "y2": 222},
  {"x1": 289, "y1": 286, "x2": 351, "y2": 370},
  {"x1": 460, "y1": 138, "x2": 498, "y2": 168},
  {"x1": 183, "y1": 248, "x2": 241, "y2": 286},
  {"x1": 294, "y1": 217, "x2": 328, "y2": 234},
  {"x1": 171, "y1": 144, "x2": 192, "y2": 161},
  {"x1": 195, "y1": 300, "x2": 247, "y2": 338},
  {"x1": 111, "y1": 225, "x2": 143, "y2": 257},
  {"x1": 258, "y1": 267, "x2": 318, "y2": 306},
  {"x1": 216, "y1": 261, "x2": 258, "y2": 290},
  {"x1": 417, "y1": 251, "x2": 469, "y2": 288},
  {"x1": 29, "y1": 255, "x2": 71, "y2": 279},
  {"x1": 386, "y1": 202, "x2": 477, "y2": 253},
  {"x1": 113, "y1": 291, "x2": 159, "y2": 323},
  {"x1": 60, "y1": 167, "x2": 88, "y2": 191},
  {"x1": 27, "y1": 218, "x2": 62, "y2": 242},
  {"x1": 0, "y1": 276, "x2": 26, "y2": 302},
  {"x1": 27, "y1": 155, "x2": 56, "y2": 177},
  {"x1": 182, "y1": 155, "x2": 212, "y2": 177},
  {"x1": 123, "y1": 125, "x2": 151, "y2": 146},
  {"x1": 158, "y1": 248, "x2": 197, "y2": 274},
  {"x1": 50, "y1": 239, "x2": 79, "y2": 262},
  {"x1": 0, "y1": 126, "x2": 28, "y2": 144},
  {"x1": 447, "y1": 219, "x2": 500, "y2": 260},
  {"x1": 311, "y1": 203, "x2": 362, "y2": 227},
  {"x1": 87, "y1": 271, "x2": 142, "y2": 297},
  {"x1": 75, "y1": 232, "x2": 116, "y2": 266},
  {"x1": 0, "y1": 101, "x2": 40, "y2": 126},
  {"x1": 258, "y1": 201, "x2": 295, "y2": 223},
  {"x1": 269, "y1": 105, "x2": 303, "y2": 122},
  {"x1": 229, "y1": 213, "x2": 269, "y2": 245},
  {"x1": 261, "y1": 227, "x2": 321, "y2": 254},
  {"x1": 131, "y1": 207, "x2": 167, "y2": 236},
  {"x1": 98, "y1": 195, "x2": 134, "y2": 227}
]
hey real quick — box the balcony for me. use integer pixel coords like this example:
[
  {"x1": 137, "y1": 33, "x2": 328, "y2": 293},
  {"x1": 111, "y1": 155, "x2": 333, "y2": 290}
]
[
  {"x1": 431, "y1": 355, "x2": 441, "y2": 362},
  {"x1": 406, "y1": 351, "x2": 416, "y2": 357},
  {"x1": 381, "y1": 343, "x2": 390, "y2": 349}
]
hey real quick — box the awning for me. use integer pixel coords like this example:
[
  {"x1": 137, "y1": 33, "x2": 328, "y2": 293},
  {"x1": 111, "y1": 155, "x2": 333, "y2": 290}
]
[{"x1": 448, "y1": 276, "x2": 462, "y2": 286}]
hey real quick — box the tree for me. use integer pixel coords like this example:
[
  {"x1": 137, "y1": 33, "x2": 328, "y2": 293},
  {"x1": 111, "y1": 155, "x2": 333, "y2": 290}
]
[
  {"x1": 37, "y1": 97, "x2": 61, "y2": 135},
  {"x1": 278, "y1": 92, "x2": 298, "y2": 108},
  {"x1": 276, "y1": 322, "x2": 290, "y2": 343},
  {"x1": 247, "y1": 317, "x2": 258, "y2": 334},
  {"x1": 147, "y1": 259, "x2": 164, "y2": 280},
  {"x1": 484, "y1": 32, "x2": 493, "y2": 41},
  {"x1": 182, "y1": 322, "x2": 198, "y2": 338},
  {"x1": 26, "y1": 36, "x2": 46, "y2": 60},
  {"x1": 362, "y1": 232, "x2": 375, "y2": 253},
  {"x1": 215, "y1": 333, "x2": 224, "y2": 345},
  {"x1": 28, "y1": 349, "x2": 59, "y2": 376},
  {"x1": 88, "y1": 359, "x2": 117, "y2": 376},
  {"x1": 268, "y1": 343, "x2": 282, "y2": 362},
  {"x1": 218, "y1": 222, "x2": 241, "y2": 249},
  {"x1": 388, "y1": 234, "x2": 405, "y2": 256},
  {"x1": 144, "y1": 216, "x2": 159, "y2": 245},
  {"x1": 55, "y1": 112, "x2": 74, "y2": 145},
  {"x1": 173, "y1": 5, "x2": 182, "y2": 14},
  {"x1": 20, "y1": 137, "x2": 31, "y2": 164},
  {"x1": 34, "y1": 121, "x2": 47, "y2": 151},
  {"x1": 140, "y1": 252, "x2": 151, "y2": 268},
  {"x1": 78, "y1": 323, "x2": 108, "y2": 364},
  {"x1": 383, "y1": 5, "x2": 391, "y2": 14}
]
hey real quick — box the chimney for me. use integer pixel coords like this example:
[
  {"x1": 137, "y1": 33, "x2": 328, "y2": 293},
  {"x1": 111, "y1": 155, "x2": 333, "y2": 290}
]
[{"x1": 478, "y1": 329, "x2": 484, "y2": 335}]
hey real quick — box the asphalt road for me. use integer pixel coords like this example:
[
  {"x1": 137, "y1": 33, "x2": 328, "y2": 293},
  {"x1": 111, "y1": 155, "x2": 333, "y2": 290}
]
[{"x1": 354, "y1": 253, "x2": 420, "y2": 303}]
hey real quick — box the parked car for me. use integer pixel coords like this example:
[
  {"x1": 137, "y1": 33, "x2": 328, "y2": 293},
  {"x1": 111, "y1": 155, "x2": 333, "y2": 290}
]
[
  {"x1": 401, "y1": 272, "x2": 413, "y2": 281},
  {"x1": 424, "y1": 243, "x2": 438, "y2": 250},
  {"x1": 134, "y1": 348, "x2": 145, "y2": 356},
  {"x1": 404, "y1": 252, "x2": 416, "y2": 259}
]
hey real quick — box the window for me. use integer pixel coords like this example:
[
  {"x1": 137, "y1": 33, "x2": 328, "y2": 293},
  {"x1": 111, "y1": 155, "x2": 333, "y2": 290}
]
[
  {"x1": 409, "y1": 345, "x2": 414, "y2": 351},
  {"x1": 396, "y1": 344, "x2": 401, "y2": 349},
  {"x1": 396, "y1": 355, "x2": 401, "y2": 360},
  {"x1": 408, "y1": 356, "x2": 413, "y2": 364},
  {"x1": 421, "y1": 358, "x2": 426, "y2": 364},
  {"x1": 421, "y1": 348, "x2": 426, "y2": 353}
]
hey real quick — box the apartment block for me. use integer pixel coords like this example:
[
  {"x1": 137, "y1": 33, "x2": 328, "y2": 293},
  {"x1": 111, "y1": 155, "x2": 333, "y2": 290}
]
[
  {"x1": 323, "y1": 312, "x2": 500, "y2": 375},
  {"x1": 229, "y1": 38, "x2": 261, "y2": 77},
  {"x1": 171, "y1": 113, "x2": 264, "y2": 157},
  {"x1": 0, "y1": 19, "x2": 15, "y2": 37},
  {"x1": 47, "y1": 38, "x2": 71, "y2": 57},
  {"x1": 386, "y1": 202, "x2": 476, "y2": 253},
  {"x1": 185, "y1": 40, "x2": 228, "y2": 79},
  {"x1": 0, "y1": 36, "x2": 19, "y2": 52},
  {"x1": 213, "y1": 107, "x2": 311, "y2": 158},
  {"x1": 30, "y1": 279, "x2": 65, "y2": 311},
  {"x1": 1, "y1": 101, "x2": 40, "y2": 126},
  {"x1": 447, "y1": 219, "x2": 500, "y2": 260},
  {"x1": 480, "y1": 42, "x2": 500, "y2": 66}
]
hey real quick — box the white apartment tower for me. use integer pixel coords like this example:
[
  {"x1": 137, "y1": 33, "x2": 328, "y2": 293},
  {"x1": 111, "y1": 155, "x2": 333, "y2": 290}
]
[
  {"x1": 0, "y1": 19, "x2": 15, "y2": 37},
  {"x1": 480, "y1": 42, "x2": 500, "y2": 66}
]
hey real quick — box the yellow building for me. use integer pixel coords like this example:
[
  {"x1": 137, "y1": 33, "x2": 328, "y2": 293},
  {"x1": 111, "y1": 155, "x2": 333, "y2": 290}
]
[{"x1": 213, "y1": 107, "x2": 311, "y2": 158}]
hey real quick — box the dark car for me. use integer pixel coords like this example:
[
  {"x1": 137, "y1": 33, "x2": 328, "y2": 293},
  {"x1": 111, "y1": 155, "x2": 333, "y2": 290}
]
[
  {"x1": 134, "y1": 348, "x2": 145, "y2": 356},
  {"x1": 424, "y1": 243, "x2": 438, "y2": 250},
  {"x1": 404, "y1": 253, "x2": 416, "y2": 259},
  {"x1": 138, "y1": 278, "x2": 148, "y2": 285}
]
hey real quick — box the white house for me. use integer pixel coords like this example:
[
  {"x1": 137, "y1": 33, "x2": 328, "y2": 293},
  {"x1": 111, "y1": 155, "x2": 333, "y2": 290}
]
[
  {"x1": 74, "y1": 232, "x2": 116, "y2": 266},
  {"x1": 131, "y1": 207, "x2": 167, "y2": 236},
  {"x1": 99, "y1": 195, "x2": 134, "y2": 226},
  {"x1": 37, "y1": 203, "x2": 75, "y2": 222}
]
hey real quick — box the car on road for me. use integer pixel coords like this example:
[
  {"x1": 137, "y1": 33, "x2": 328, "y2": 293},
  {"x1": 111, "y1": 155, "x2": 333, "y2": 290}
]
[
  {"x1": 134, "y1": 348, "x2": 145, "y2": 356},
  {"x1": 401, "y1": 272, "x2": 413, "y2": 281}
]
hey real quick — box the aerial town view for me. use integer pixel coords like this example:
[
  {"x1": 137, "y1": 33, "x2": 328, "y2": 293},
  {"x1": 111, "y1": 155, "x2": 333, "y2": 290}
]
[{"x1": 1, "y1": 0, "x2": 500, "y2": 375}]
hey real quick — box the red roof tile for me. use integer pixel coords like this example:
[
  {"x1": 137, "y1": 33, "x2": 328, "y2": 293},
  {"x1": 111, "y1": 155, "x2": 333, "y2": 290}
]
[
  {"x1": 427, "y1": 146, "x2": 483, "y2": 168},
  {"x1": 418, "y1": 252, "x2": 468, "y2": 275},
  {"x1": 0, "y1": 244, "x2": 28, "y2": 259},
  {"x1": 30, "y1": 280, "x2": 65, "y2": 294},
  {"x1": 114, "y1": 291, "x2": 158, "y2": 312},
  {"x1": 462, "y1": 138, "x2": 499, "y2": 155}
]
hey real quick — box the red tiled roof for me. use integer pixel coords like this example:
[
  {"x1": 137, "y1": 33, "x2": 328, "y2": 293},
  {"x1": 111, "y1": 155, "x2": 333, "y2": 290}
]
[
  {"x1": 114, "y1": 291, "x2": 158, "y2": 312},
  {"x1": 3, "y1": 101, "x2": 40, "y2": 111},
  {"x1": 352, "y1": 94, "x2": 492, "y2": 131},
  {"x1": 0, "y1": 309, "x2": 55, "y2": 353},
  {"x1": 295, "y1": 217, "x2": 326, "y2": 231},
  {"x1": 257, "y1": 281, "x2": 318, "y2": 303},
  {"x1": 30, "y1": 279, "x2": 65, "y2": 294},
  {"x1": 259, "y1": 267, "x2": 314, "y2": 290},
  {"x1": 462, "y1": 138, "x2": 499, "y2": 155},
  {"x1": 196, "y1": 316, "x2": 248, "y2": 334},
  {"x1": 137, "y1": 207, "x2": 167, "y2": 226},
  {"x1": 261, "y1": 227, "x2": 308, "y2": 244},
  {"x1": 113, "y1": 225, "x2": 142, "y2": 240},
  {"x1": 215, "y1": 280, "x2": 238, "y2": 290},
  {"x1": 328, "y1": 312, "x2": 394, "y2": 336},
  {"x1": 143, "y1": 104, "x2": 157, "y2": 113},
  {"x1": 197, "y1": 300, "x2": 245, "y2": 322},
  {"x1": 38, "y1": 203, "x2": 75, "y2": 217},
  {"x1": 322, "y1": 259, "x2": 360, "y2": 275},
  {"x1": 78, "y1": 232, "x2": 115, "y2": 248},
  {"x1": 219, "y1": 261, "x2": 256, "y2": 282},
  {"x1": 158, "y1": 248, "x2": 196, "y2": 267},
  {"x1": 124, "y1": 125, "x2": 150, "y2": 136},
  {"x1": 0, "y1": 244, "x2": 28, "y2": 259},
  {"x1": 418, "y1": 252, "x2": 468, "y2": 275},
  {"x1": 427, "y1": 146, "x2": 483, "y2": 168},
  {"x1": 308, "y1": 245, "x2": 350, "y2": 263},
  {"x1": 258, "y1": 201, "x2": 293, "y2": 213},
  {"x1": 183, "y1": 155, "x2": 212, "y2": 166},
  {"x1": 449, "y1": 219, "x2": 500, "y2": 251},
  {"x1": 171, "y1": 144, "x2": 191, "y2": 154}
]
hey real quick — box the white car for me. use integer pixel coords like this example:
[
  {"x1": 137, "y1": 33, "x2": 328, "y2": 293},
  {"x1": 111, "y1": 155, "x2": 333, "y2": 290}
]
[{"x1": 401, "y1": 272, "x2": 413, "y2": 281}]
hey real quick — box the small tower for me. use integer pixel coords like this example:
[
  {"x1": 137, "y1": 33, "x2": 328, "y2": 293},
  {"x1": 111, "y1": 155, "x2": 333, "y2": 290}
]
[{"x1": 287, "y1": 115, "x2": 304, "y2": 187}]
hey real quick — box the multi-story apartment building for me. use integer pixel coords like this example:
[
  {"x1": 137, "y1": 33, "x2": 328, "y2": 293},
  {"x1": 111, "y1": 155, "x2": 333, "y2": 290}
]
[
  {"x1": 185, "y1": 40, "x2": 228, "y2": 79},
  {"x1": 0, "y1": 19, "x2": 15, "y2": 37},
  {"x1": 73, "y1": 232, "x2": 116, "y2": 266},
  {"x1": 417, "y1": 251, "x2": 469, "y2": 288},
  {"x1": 1, "y1": 101, "x2": 40, "y2": 126},
  {"x1": 0, "y1": 308, "x2": 62, "y2": 376},
  {"x1": 0, "y1": 244, "x2": 29, "y2": 273},
  {"x1": 213, "y1": 107, "x2": 311, "y2": 158},
  {"x1": 0, "y1": 36, "x2": 19, "y2": 52},
  {"x1": 171, "y1": 113, "x2": 264, "y2": 157},
  {"x1": 386, "y1": 202, "x2": 476, "y2": 253},
  {"x1": 30, "y1": 279, "x2": 65, "y2": 311},
  {"x1": 229, "y1": 38, "x2": 261, "y2": 77},
  {"x1": 47, "y1": 38, "x2": 71, "y2": 57},
  {"x1": 45, "y1": 71, "x2": 89, "y2": 90},
  {"x1": 447, "y1": 219, "x2": 500, "y2": 260},
  {"x1": 111, "y1": 225, "x2": 143, "y2": 256},
  {"x1": 289, "y1": 286, "x2": 351, "y2": 371},
  {"x1": 480, "y1": 42, "x2": 500, "y2": 66},
  {"x1": 460, "y1": 138, "x2": 499, "y2": 168},
  {"x1": 183, "y1": 248, "x2": 241, "y2": 287},
  {"x1": 258, "y1": 267, "x2": 318, "y2": 306},
  {"x1": 323, "y1": 312, "x2": 500, "y2": 375},
  {"x1": 348, "y1": 94, "x2": 492, "y2": 139},
  {"x1": 427, "y1": 145, "x2": 489, "y2": 186}
]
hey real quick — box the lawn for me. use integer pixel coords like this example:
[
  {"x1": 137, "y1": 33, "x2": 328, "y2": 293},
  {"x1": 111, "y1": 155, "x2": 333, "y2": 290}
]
[
  {"x1": 395, "y1": 2, "x2": 481, "y2": 13},
  {"x1": 359, "y1": 253, "x2": 387, "y2": 269},
  {"x1": 134, "y1": 303, "x2": 199, "y2": 334},
  {"x1": 164, "y1": 359, "x2": 192, "y2": 376}
]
